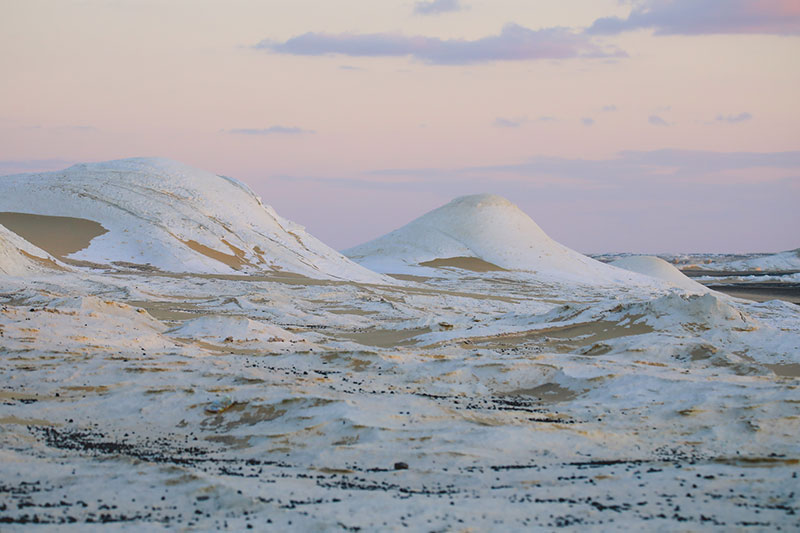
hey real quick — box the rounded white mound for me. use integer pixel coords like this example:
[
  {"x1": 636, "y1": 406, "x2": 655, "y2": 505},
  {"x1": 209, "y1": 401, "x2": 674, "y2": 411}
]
[
  {"x1": 610, "y1": 256, "x2": 708, "y2": 293},
  {"x1": 0, "y1": 224, "x2": 67, "y2": 276},
  {"x1": 0, "y1": 158, "x2": 384, "y2": 282},
  {"x1": 168, "y1": 315, "x2": 300, "y2": 344},
  {"x1": 345, "y1": 194, "x2": 631, "y2": 282}
]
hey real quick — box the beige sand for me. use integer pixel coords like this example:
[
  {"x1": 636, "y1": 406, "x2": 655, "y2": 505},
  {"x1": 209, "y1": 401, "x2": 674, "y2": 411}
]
[
  {"x1": 765, "y1": 363, "x2": 800, "y2": 378},
  {"x1": 181, "y1": 239, "x2": 250, "y2": 271},
  {"x1": 426, "y1": 318, "x2": 652, "y2": 352},
  {"x1": 336, "y1": 327, "x2": 432, "y2": 348},
  {"x1": 419, "y1": 256, "x2": 508, "y2": 272},
  {"x1": 0, "y1": 212, "x2": 108, "y2": 258},
  {"x1": 497, "y1": 383, "x2": 580, "y2": 403},
  {"x1": 19, "y1": 250, "x2": 68, "y2": 271}
]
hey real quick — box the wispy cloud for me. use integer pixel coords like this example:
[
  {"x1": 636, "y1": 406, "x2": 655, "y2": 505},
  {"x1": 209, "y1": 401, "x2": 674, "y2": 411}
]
[
  {"x1": 414, "y1": 0, "x2": 465, "y2": 16},
  {"x1": 648, "y1": 115, "x2": 670, "y2": 126},
  {"x1": 473, "y1": 149, "x2": 800, "y2": 182},
  {"x1": 582, "y1": 117, "x2": 595, "y2": 126},
  {"x1": 271, "y1": 149, "x2": 800, "y2": 196},
  {"x1": 256, "y1": 24, "x2": 626, "y2": 65},
  {"x1": 602, "y1": 105, "x2": 617, "y2": 112},
  {"x1": 52, "y1": 125, "x2": 98, "y2": 133},
  {"x1": 229, "y1": 126, "x2": 314, "y2": 136},
  {"x1": 716, "y1": 112, "x2": 753, "y2": 123},
  {"x1": 494, "y1": 117, "x2": 526, "y2": 128},
  {"x1": 587, "y1": 0, "x2": 800, "y2": 36}
]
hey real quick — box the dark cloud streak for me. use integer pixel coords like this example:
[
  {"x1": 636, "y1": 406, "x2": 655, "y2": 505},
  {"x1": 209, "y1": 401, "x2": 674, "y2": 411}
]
[
  {"x1": 716, "y1": 112, "x2": 753, "y2": 123},
  {"x1": 414, "y1": 0, "x2": 464, "y2": 16},
  {"x1": 256, "y1": 24, "x2": 626, "y2": 65},
  {"x1": 587, "y1": 0, "x2": 800, "y2": 36},
  {"x1": 229, "y1": 126, "x2": 314, "y2": 136}
]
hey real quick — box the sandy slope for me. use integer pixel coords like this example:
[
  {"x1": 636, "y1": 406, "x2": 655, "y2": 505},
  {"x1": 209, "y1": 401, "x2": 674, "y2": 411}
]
[
  {"x1": 0, "y1": 223, "x2": 69, "y2": 275},
  {"x1": 0, "y1": 158, "x2": 385, "y2": 282}
]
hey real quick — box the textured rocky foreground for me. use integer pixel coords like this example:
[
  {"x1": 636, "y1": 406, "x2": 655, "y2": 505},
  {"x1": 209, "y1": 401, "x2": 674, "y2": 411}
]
[{"x1": 1, "y1": 267, "x2": 798, "y2": 531}]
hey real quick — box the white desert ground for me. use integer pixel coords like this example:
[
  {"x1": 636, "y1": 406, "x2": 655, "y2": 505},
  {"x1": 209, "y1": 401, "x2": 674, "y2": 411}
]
[{"x1": 0, "y1": 158, "x2": 798, "y2": 531}]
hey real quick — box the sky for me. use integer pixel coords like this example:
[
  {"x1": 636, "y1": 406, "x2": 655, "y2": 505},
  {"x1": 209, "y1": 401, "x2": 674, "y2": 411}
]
[{"x1": 1, "y1": 0, "x2": 799, "y2": 253}]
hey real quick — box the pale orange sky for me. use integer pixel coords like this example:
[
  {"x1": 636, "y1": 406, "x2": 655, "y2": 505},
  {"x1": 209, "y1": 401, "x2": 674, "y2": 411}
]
[{"x1": 1, "y1": 0, "x2": 799, "y2": 252}]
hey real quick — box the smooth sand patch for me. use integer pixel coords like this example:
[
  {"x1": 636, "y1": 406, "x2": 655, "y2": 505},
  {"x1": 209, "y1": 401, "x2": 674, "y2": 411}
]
[
  {"x1": 19, "y1": 250, "x2": 68, "y2": 271},
  {"x1": 497, "y1": 383, "x2": 580, "y2": 403},
  {"x1": 180, "y1": 239, "x2": 250, "y2": 271},
  {"x1": 419, "y1": 256, "x2": 508, "y2": 272},
  {"x1": 427, "y1": 318, "x2": 652, "y2": 352},
  {"x1": 388, "y1": 273, "x2": 432, "y2": 282},
  {"x1": 336, "y1": 327, "x2": 432, "y2": 348},
  {"x1": 0, "y1": 212, "x2": 108, "y2": 258},
  {"x1": 765, "y1": 363, "x2": 800, "y2": 378}
]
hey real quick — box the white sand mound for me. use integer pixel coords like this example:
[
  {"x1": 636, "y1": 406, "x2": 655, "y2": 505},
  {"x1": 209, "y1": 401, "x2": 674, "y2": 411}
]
[
  {"x1": 610, "y1": 256, "x2": 708, "y2": 293},
  {"x1": 345, "y1": 194, "x2": 629, "y2": 282},
  {"x1": 0, "y1": 158, "x2": 384, "y2": 282},
  {"x1": 168, "y1": 315, "x2": 300, "y2": 344},
  {"x1": 613, "y1": 292, "x2": 755, "y2": 331},
  {"x1": 0, "y1": 224, "x2": 68, "y2": 275}
]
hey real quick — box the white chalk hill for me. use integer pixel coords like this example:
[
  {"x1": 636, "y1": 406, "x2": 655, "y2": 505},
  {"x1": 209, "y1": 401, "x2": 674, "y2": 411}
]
[
  {"x1": 345, "y1": 194, "x2": 627, "y2": 282},
  {"x1": 0, "y1": 158, "x2": 384, "y2": 282}
]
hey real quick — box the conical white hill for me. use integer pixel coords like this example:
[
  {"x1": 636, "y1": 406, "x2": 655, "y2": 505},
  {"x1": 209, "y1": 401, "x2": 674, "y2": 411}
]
[
  {"x1": 0, "y1": 158, "x2": 384, "y2": 282},
  {"x1": 345, "y1": 194, "x2": 625, "y2": 282},
  {"x1": 609, "y1": 256, "x2": 708, "y2": 293},
  {"x1": 0, "y1": 224, "x2": 68, "y2": 276}
]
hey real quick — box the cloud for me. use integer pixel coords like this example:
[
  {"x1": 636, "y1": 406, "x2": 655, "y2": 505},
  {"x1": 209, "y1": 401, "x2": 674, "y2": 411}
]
[
  {"x1": 602, "y1": 105, "x2": 617, "y2": 112},
  {"x1": 229, "y1": 126, "x2": 314, "y2": 135},
  {"x1": 414, "y1": 0, "x2": 465, "y2": 15},
  {"x1": 494, "y1": 117, "x2": 526, "y2": 128},
  {"x1": 648, "y1": 115, "x2": 670, "y2": 126},
  {"x1": 716, "y1": 112, "x2": 753, "y2": 123},
  {"x1": 350, "y1": 149, "x2": 800, "y2": 189},
  {"x1": 474, "y1": 149, "x2": 800, "y2": 182},
  {"x1": 587, "y1": 0, "x2": 800, "y2": 36},
  {"x1": 256, "y1": 24, "x2": 626, "y2": 65},
  {"x1": 582, "y1": 117, "x2": 595, "y2": 126}
]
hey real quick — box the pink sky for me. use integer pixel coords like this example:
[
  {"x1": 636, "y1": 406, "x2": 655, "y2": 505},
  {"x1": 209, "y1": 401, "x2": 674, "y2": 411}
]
[{"x1": 1, "y1": 0, "x2": 798, "y2": 253}]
